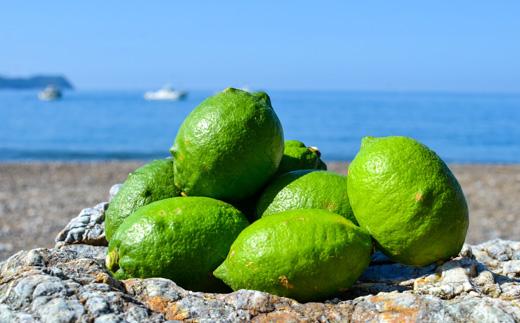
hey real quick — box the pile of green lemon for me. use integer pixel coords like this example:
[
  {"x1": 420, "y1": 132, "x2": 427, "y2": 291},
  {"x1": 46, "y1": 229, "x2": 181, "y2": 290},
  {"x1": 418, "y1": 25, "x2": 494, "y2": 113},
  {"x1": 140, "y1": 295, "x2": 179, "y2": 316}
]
[{"x1": 105, "y1": 88, "x2": 469, "y2": 302}]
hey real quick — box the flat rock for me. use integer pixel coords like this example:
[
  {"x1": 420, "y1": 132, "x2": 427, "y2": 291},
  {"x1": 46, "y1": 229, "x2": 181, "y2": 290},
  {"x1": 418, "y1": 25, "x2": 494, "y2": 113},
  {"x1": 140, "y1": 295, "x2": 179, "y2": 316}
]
[{"x1": 2, "y1": 188, "x2": 520, "y2": 322}]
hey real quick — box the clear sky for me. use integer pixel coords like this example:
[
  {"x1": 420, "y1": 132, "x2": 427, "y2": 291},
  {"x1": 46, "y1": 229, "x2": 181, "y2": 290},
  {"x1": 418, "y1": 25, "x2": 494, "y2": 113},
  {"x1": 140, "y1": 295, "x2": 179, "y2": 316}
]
[{"x1": 1, "y1": 1, "x2": 519, "y2": 92}]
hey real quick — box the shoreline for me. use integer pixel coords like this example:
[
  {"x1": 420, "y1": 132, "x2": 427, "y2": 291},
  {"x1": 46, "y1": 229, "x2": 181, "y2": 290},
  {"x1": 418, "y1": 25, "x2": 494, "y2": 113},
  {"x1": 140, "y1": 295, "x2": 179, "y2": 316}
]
[
  {"x1": 1, "y1": 162, "x2": 519, "y2": 260},
  {"x1": 2, "y1": 160, "x2": 520, "y2": 165}
]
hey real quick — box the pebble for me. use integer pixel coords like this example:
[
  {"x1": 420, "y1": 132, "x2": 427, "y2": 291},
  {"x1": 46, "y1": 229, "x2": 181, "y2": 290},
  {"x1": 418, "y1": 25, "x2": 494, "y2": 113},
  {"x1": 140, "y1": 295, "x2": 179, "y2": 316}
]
[
  {"x1": 502, "y1": 260, "x2": 520, "y2": 276},
  {"x1": 1, "y1": 236, "x2": 520, "y2": 322},
  {"x1": 0, "y1": 243, "x2": 13, "y2": 252}
]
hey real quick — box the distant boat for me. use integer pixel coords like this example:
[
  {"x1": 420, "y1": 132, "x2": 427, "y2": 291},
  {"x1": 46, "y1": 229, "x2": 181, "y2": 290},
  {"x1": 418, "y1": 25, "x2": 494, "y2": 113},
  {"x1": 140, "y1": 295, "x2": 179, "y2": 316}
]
[
  {"x1": 144, "y1": 86, "x2": 187, "y2": 101},
  {"x1": 38, "y1": 85, "x2": 62, "y2": 101}
]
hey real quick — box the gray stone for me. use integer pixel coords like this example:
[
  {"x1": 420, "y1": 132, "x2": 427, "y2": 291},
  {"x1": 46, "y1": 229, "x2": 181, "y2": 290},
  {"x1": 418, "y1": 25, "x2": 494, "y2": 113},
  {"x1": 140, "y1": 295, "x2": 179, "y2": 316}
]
[
  {"x1": 1, "y1": 239, "x2": 520, "y2": 322},
  {"x1": 0, "y1": 304, "x2": 37, "y2": 323},
  {"x1": 35, "y1": 298, "x2": 85, "y2": 323},
  {"x1": 502, "y1": 260, "x2": 520, "y2": 276},
  {"x1": 55, "y1": 203, "x2": 109, "y2": 247},
  {"x1": 2, "y1": 190, "x2": 520, "y2": 322},
  {"x1": 0, "y1": 243, "x2": 14, "y2": 253}
]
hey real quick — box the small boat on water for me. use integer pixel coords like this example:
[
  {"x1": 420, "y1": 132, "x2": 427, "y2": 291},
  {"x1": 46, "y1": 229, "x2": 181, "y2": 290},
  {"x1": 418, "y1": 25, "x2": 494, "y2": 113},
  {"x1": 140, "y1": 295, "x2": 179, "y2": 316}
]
[
  {"x1": 38, "y1": 85, "x2": 62, "y2": 101},
  {"x1": 144, "y1": 85, "x2": 187, "y2": 101}
]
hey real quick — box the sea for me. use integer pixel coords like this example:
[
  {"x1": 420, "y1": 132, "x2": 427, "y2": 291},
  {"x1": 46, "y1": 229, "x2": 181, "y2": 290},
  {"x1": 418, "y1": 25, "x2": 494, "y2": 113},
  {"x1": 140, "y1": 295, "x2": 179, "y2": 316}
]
[{"x1": 1, "y1": 90, "x2": 519, "y2": 163}]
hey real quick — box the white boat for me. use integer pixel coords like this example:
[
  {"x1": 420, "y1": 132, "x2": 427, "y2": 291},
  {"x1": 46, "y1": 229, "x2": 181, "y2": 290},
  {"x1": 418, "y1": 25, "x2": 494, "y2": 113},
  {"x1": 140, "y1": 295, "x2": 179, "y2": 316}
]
[
  {"x1": 38, "y1": 85, "x2": 62, "y2": 101},
  {"x1": 144, "y1": 86, "x2": 187, "y2": 101}
]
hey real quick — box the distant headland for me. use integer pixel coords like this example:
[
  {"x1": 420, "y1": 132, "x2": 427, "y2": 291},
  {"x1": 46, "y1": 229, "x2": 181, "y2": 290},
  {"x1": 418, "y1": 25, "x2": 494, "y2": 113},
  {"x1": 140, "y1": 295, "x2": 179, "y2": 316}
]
[{"x1": 0, "y1": 75, "x2": 74, "y2": 90}]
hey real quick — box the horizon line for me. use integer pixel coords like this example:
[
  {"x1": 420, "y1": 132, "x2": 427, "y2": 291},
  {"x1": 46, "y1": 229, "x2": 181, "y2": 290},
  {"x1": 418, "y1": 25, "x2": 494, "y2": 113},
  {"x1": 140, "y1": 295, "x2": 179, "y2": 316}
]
[{"x1": 6, "y1": 87, "x2": 519, "y2": 96}]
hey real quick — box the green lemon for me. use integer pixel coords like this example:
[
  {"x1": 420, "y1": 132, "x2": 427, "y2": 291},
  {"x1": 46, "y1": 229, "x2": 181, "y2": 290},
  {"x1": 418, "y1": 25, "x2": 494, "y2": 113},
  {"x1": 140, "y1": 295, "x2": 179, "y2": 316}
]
[
  {"x1": 256, "y1": 170, "x2": 356, "y2": 224},
  {"x1": 106, "y1": 196, "x2": 249, "y2": 292},
  {"x1": 213, "y1": 209, "x2": 372, "y2": 302},
  {"x1": 347, "y1": 136, "x2": 469, "y2": 266},
  {"x1": 171, "y1": 88, "x2": 284, "y2": 201},
  {"x1": 276, "y1": 140, "x2": 327, "y2": 175},
  {"x1": 105, "y1": 159, "x2": 179, "y2": 241}
]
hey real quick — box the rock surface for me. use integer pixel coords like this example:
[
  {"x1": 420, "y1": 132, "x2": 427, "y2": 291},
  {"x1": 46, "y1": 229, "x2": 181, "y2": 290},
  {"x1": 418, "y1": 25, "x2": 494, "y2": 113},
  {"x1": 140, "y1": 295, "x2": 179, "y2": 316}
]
[
  {"x1": 54, "y1": 184, "x2": 120, "y2": 247},
  {"x1": 2, "y1": 188, "x2": 520, "y2": 322}
]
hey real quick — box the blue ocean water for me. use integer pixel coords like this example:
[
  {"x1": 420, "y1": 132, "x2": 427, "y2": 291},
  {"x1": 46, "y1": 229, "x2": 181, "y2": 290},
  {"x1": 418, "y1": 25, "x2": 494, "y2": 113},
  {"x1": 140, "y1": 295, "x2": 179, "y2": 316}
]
[{"x1": 1, "y1": 90, "x2": 519, "y2": 163}]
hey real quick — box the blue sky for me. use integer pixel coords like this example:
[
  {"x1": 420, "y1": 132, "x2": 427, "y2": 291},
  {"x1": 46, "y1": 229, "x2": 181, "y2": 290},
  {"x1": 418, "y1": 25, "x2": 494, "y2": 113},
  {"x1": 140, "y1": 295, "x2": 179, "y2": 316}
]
[{"x1": 1, "y1": 1, "x2": 519, "y2": 92}]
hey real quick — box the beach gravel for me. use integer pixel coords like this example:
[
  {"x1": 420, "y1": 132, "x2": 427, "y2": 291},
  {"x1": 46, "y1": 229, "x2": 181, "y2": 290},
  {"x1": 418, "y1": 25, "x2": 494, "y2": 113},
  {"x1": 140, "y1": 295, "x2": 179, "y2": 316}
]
[
  {"x1": 1, "y1": 162, "x2": 519, "y2": 261},
  {"x1": 0, "y1": 162, "x2": 140, "y2": 261}
]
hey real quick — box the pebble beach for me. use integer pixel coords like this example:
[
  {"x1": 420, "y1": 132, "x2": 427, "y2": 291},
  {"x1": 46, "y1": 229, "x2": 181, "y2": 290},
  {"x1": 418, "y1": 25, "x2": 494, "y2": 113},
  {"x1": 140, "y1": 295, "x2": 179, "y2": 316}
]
[{"x1": 1, "y1": 162, "x2": 519, "y2": 261}]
